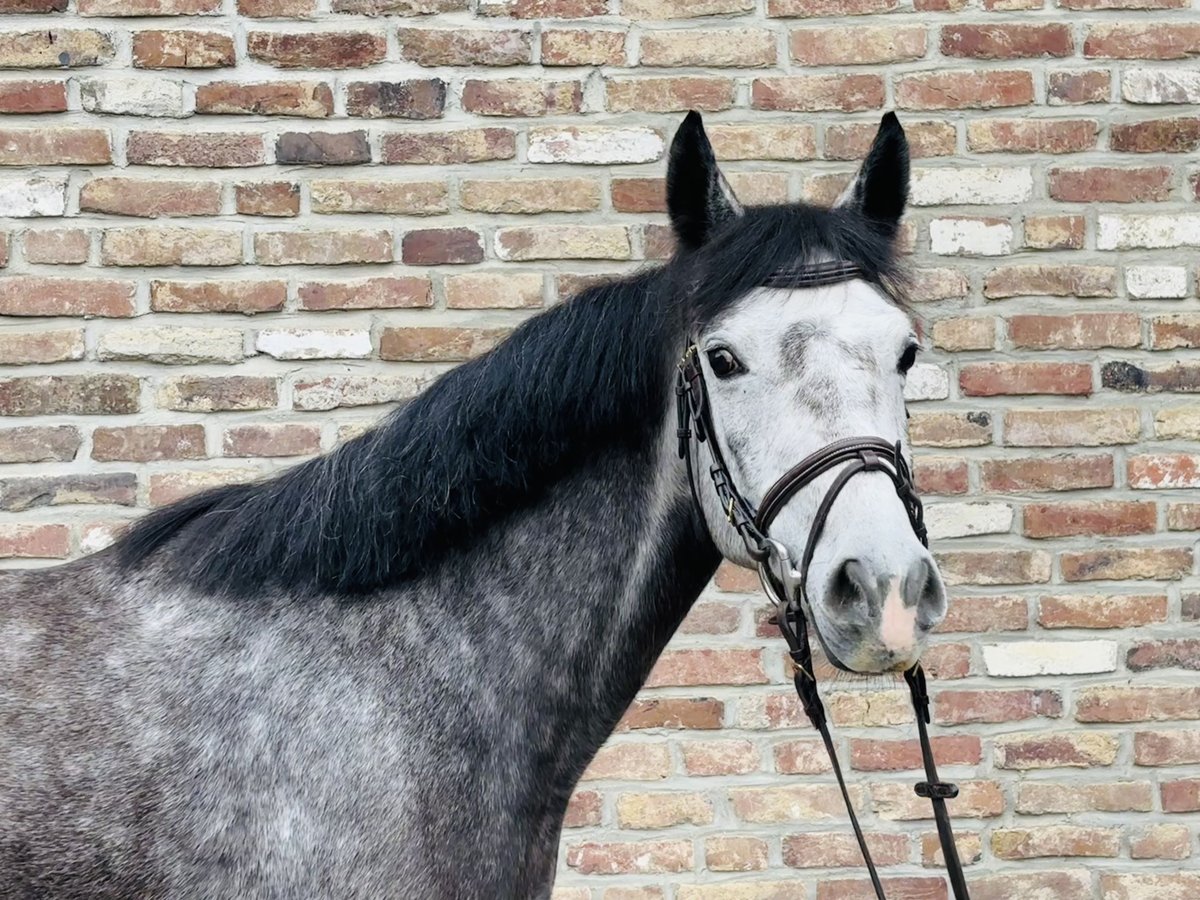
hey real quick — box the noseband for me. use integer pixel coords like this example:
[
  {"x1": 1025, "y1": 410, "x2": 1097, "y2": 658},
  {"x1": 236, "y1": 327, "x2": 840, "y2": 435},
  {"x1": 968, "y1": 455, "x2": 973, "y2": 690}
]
[{"x1": 675, "y1": 260, "x2": 970, "y2": 900}]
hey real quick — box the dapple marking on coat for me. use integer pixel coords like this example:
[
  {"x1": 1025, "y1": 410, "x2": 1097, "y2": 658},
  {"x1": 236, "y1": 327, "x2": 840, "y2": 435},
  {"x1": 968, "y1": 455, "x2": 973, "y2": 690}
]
[{"x1": 0, "y1": 112, "x2": 946, "y2": 898}]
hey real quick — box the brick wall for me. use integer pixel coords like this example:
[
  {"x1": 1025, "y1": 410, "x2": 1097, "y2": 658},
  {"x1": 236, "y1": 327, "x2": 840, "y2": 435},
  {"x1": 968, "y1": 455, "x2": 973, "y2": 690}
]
[{"x1": 1, "y1": 0, "x2": 1199, "y2": 896}]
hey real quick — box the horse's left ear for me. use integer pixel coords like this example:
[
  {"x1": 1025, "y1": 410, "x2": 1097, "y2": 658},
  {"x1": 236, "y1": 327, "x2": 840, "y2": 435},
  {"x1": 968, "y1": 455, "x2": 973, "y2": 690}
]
[
  {"x1": 667, "y1": 110, "x2": 743, "y2": 251},
  {"x1": 835, "y1": 112, "x2": 909, "y2": 238}
]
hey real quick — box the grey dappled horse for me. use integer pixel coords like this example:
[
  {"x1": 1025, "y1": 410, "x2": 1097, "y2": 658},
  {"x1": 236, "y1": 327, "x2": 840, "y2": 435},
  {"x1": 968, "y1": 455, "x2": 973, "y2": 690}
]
[{"x1": 0, "y1": 112, "x2": 946, "y2": 898}]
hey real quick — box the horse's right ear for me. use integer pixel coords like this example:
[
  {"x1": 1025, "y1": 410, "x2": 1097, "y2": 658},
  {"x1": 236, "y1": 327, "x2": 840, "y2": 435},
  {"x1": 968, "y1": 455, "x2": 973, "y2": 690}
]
[{"x1": 667, "y1": 110, "x2": 743, "y2": 251}]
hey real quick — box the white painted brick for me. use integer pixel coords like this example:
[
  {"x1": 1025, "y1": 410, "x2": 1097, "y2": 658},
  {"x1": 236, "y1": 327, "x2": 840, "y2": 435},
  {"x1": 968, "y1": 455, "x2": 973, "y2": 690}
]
[
  {"x1": 983, "y1": 640, "x2": 1118, "y2": 677},
  {"x1": 528, "y1": 126, "x2": 664, "y2": 165},
  {"x1": 80, "y1": 77, "x2": 186, "y2": 118},
  {"x1": 256, "y1": 329, "x2": 372, "y2": 360},
  {"x1": 910, "y1": 168, "x2": 1033, "y2": 206},
  {"x1": 929, "y1": 218, "x2": 1013, "y2": 256},
  {"x1": 904, "y1": 363, "x2": 949, "y2": 401},
  {"x1": 98, "y1": 327, "x2": 245, "y2": 364},
  {"x1": 0, "y1": 175, "x2": 67, "y2": 217},
  {"x1": 1126, "y1": 265, "x2": 1189, "y2": 299},
  {"x1": 1122, "y1": 69, "x2": 1200, "y2": 105},
  {"x1": 1099, "y1": 214, "x2": 1200, "y2": 250},
  {"x1": 926, "y1": 502, "x2": 1013, "y2": 540}
]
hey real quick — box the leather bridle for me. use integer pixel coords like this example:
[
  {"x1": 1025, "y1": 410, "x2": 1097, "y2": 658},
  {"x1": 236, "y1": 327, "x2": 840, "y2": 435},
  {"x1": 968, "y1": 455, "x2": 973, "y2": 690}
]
[{"x1": 675, "y1": 260, "x2": 970, "y2": 900}]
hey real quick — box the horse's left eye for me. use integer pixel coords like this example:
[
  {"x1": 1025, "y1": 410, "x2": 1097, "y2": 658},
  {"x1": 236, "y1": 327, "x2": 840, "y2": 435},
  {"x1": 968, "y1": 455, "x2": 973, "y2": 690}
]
[
  {"x1": 706, "y1": 347, "x2": 744, "y2": 378},
  {"x1": 898, "y1": 344, "x2": 918, "y2": 374}
]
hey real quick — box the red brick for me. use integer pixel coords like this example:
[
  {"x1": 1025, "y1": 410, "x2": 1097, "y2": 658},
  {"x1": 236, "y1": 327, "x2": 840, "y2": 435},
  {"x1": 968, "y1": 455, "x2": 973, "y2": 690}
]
[
  {"x1": 784, "y1": 832, "x2": 909, "y2": 868},
  {"x1": 238, "y1": 0, "x2": 316, "y2": 14},
  {"x1": 275, "y1": 131, "x2": 369, "y2": 165},
  {"x1": 1162, "y1": 780, "x2": 1200, "y2": 812},
  {"x1": 0, "y1": 81, "x2": 66, "y2": 113},
  {"x1": 1127, "y1": 640, "x2": 1200, "y2": 672},
  {"x1": 935, "y1": 689, "x2": 1062, "y2": 725},
  {"x1": 0, "y1": 426, "x2": 80, "y2": 463},
  {"x1": 942, "y1": 24, "x2": 1072, "y2": 59},
  {"x1": 247, "y1": 31, "x2": 386, "y2": 68},
  {"x1": 1024, "y1": 501, "x2": 1157, "y2": 538},
  {"x1": 151, "y1": 280, "x2": 286, "y2": 314},
  {"x1": 481, "y1": 0, "x2": 606, "y2": 15},
  {"x1": 1129, "y1": 453, "x2": 1200, "y2": 489},
  {"x1": 985, "y1": 264, "x2": 1116, "y2": 298},
  {"x1": 1135, "y1": 730, "x2": 1200, "y2": 765},
  {"x1": 1060, "y1": 547, "x2": 1193, "y2": 582},
  {"x1": 92, "y1": 425, "x2": 206, "y2": 462},
  {"x1": 398, "y1": 28, "x2": 531, "y2": 66},
  {"x1": 1048, "y1": 69, "x2": 1111, "y2": 105},
  {"x1": 0, "y1": 128, "x2": 109, "y2": 165},
  {"x1": 935, "y1": 549, "x2": 1051, "y2": 585},
  {"x1": 910, "y1": 411, "x2": 992, "y2": 448},
  {"x1": 0, "y1": 276, "x2": 133, "y2": 317},
  {"x1": 101, "y1": 227, "x2": 241, "y2": 267},
  {"x1": 298, "y1": 276, "x2": 430, "y2": 311},
  {"x1": 196, "y1": 82, "x2": 333, "y2": 118},
  {"x1": 1036, "y1": 595, "x2": 1166, "y2": 628},
  {"x1": 981, "y1": 455, "x2": 1114, "y2": 493},
  {"x1": 705, "y1": 837, "x2": 768, "y2": 872},
  {"x1": 1024, "y1": 215, "x2": 1086, "y2": 250},
  {"x1": 235, "y1": 182, "x2": 299, "y2": 217},
  {"x1": 379, "y1": 326, "x2": 507, "y2": 362},
  {"x1": 646, "y1": 649, "x2": 767, "y2": 687},
  {"x1": 681, "y1": 740, "x2": 760, "y2": 776},
  {"x1": 133, "y1": 30, "x2": 235, "y2": 68},
  {"x1": 752, "y1": 75, "x2": 884, "y2": 112},
  {"x1": 1079, "y1": 686, "x2": 1200, "y2": 722},
  {"x1": 382, "y1": 128, "x2": 515, "y2": 165},
  {"x1": 81, "y1": 178, "x2": 222, "y2": 218},
  {"x1": 1111, "y1": 117, "x2": 1200, "y2": 153},
  {"x1": 127, "y1": 132, "x2": 264, "y2": 167},
  {"x1": 914, "y1": 457, "x2": 968, "y2": 495},
  {"x1": 541, "y1": 29, "x2": 624, "y2": 66},
  {"x1": 1104, "y1": 361, "x2": 1200, "y2": 394},
  {"x1": 850, "y1": 735, "x2": 980, "y2": 771},
  {"x1": 562, "y1": 790, "x2": 601, "y2": 828},
  {"x1": 1129, "y1": 824, "x2": 1192, "y2": 860},
  {"x1": 617, "y1": 698, "x2": 723, "y2": 732},
  {"x1": 1016, "y1": 781, "x2": 1153, "y2": 814},
  {"x1": 0, "y1": 375, "x2": 140, "y2": 416},
  {"x1": 937, "y1": 595, "x2": 1028, "y2": 633},
  {"x1": 1008, "y1": 313, "x2": 1139, "y2": 350},
  {"x1": 608, "y1": 77, "x2": 735, "y2": 113},
  {"x1": 768, "y1": 0, "x2": 896, "y2": 12},
  {"x1": 1049, "y1": 166, "x2": 1172, "y2": 201},
  {"x1": 463, "y1": 79, "x2": 580, "y2": 116},
  {"x1": 790, "y1": 26, "x2": 926, "y2": 66},
  {"x1": 565, "y1": 840, "x2": 691, "y2": 875},
  {"x1": 78, "y1": 0, "x2": 219, "y2": 12},
  {"x1": 0, "y1": 0, "x2": 67, "y2": 10},
  {"x1": 896, "y1": 70, "x2": 1033, "y2": 110},
  {"x1": 960, "y1": 362, "x2": 1092, "y2": 397},
  {"x1": 1084, "y1": 23, "x2": 1200, "y2": 59},
  {"x1": 992, "y1": 826, "x2": 1119, "y2": 859},
  {"x1": 1003, "y1": 409, "x2": 1140, "y2": 447},
  {"x1": 967, "y1": 119, "x2": 1096, "y2": 153},
  {"x1": 158, "y1": 376, "x2": 278, "y2": 413},
  {"x1": 345, "y1": 80, "x2": 446, "y2": 119},
  {"x1": 0, "y1": 524, "x2": 69, "y2": 559},
  {"x1": 968, "y1": 872, "x2": 1092, "y2": 900},
  {"x1": 222, "y1": 424, "x2": 320, "y2": 458},
  {"x1": 816, "y1": 878, "x2": 950, "y2": 900},
  {"x1": 254, "y1": 229, "x2": 391, "y2": 265},
  {"x1": 23, "y1": 229, "x2": 88, "y2": 265},
  {"x1": 400, "y1": 228, "x2": 483, "y2": 265}
]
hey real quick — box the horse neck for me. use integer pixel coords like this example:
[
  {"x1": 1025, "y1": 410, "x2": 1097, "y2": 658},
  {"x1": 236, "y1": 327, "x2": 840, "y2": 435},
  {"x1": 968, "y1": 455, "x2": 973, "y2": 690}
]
[{"x1": 431, "y1": 399, "x2": 721, "y2": 787}]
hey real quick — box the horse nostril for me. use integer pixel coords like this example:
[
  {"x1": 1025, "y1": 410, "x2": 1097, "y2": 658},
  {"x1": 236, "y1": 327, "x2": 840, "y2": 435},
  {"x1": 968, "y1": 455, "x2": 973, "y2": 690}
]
[
  {"x1": 831, "y1": 558, "x2": 871, "y2": 611},
  {"x1": 904, "y1": 557, "x2": 947, "y2": 629}
]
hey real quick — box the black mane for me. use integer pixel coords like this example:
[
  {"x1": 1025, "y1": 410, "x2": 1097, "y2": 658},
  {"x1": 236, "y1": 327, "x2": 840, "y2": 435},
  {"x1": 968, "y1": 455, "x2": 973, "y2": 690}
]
[{"x1": 116, "y1": 204, "x2": 904, "y2": 596}]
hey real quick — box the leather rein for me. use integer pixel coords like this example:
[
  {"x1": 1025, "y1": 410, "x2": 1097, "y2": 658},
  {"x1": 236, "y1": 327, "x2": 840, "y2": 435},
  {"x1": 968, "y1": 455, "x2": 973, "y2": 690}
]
[{"x1": 675, "y1": 260, "x2": 970, "y2": 900}]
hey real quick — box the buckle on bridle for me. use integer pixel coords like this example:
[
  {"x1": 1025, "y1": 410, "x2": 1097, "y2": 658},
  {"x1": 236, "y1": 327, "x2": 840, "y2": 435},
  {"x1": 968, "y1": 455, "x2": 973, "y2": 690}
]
[{"x1": 915, "y1": 781, "x2": 960, "y2": 800}]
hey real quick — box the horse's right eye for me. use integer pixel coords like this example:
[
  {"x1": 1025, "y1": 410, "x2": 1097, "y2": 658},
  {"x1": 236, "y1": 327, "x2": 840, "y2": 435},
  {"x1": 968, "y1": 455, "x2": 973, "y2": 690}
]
[{"x1": 706, "y1": 347, "x2": 744, "y2": 378}]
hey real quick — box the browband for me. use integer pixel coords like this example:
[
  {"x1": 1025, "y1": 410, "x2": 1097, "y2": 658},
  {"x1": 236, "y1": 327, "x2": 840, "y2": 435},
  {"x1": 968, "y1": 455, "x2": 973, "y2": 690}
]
[{"x1": 760, "y1": 260, "x2": 863, "y2": 290}]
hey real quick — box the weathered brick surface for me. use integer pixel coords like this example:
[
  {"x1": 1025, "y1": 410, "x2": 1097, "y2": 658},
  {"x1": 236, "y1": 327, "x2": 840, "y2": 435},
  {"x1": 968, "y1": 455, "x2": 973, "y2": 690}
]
[{"x1": 1, "y1": 1, "x2": 1198, "y2": 892}]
